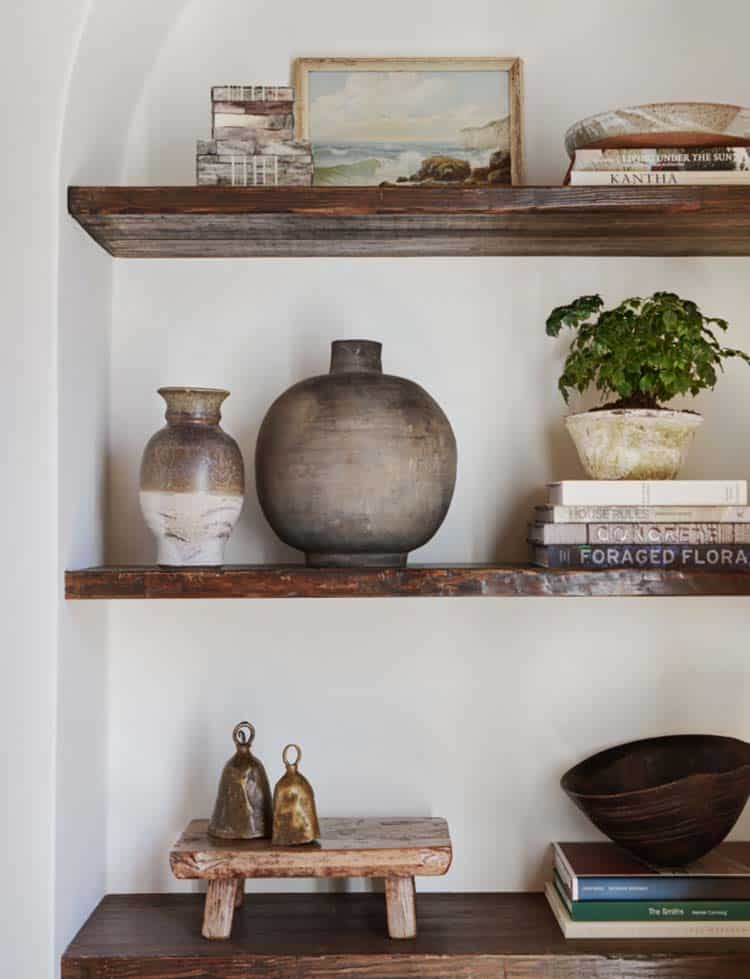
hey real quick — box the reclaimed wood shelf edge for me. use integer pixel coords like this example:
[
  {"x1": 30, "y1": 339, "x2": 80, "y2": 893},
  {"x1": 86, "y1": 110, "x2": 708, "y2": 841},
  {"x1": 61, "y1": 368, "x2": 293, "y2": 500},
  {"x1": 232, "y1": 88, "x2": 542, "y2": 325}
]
[
  {"x1": 61, "y1": 893, "x2": 750, "y2": 979},
  {"x1": 67, "y1": 185, "x2": 750, "y2": 257},
  {"x1": 65, "y1": 564, "x2": 750, "y2": 598}
]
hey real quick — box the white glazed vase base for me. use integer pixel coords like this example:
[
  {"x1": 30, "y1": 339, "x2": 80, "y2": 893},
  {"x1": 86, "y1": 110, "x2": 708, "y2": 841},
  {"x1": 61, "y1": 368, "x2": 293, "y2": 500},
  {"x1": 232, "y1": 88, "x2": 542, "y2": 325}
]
[
  {"x1": 139, "y1": 490, "x2": 244, "y2": 566},
  {"x1": 156, "y1": 536, "x2": 226, "y2": 567}
]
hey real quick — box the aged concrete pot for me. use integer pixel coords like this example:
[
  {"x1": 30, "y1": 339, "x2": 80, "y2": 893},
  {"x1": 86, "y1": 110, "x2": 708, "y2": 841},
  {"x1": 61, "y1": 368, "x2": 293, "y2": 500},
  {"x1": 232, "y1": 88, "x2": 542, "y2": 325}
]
[
  {"x1": 139, "y1": 387, "x2": 245, "y2": 565},
  {"x1": 565, "y1": 408, "x2": 703, "y2": 480},
  {"x1": 255, "y1": 339, "x2": 457, "y2": 567}
]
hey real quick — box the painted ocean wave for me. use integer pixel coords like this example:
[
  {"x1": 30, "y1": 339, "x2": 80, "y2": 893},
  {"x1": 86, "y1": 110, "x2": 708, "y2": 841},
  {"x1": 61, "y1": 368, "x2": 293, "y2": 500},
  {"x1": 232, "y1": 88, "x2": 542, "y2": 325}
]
[
  {"x1": 315, "y1": 158, "x2": 381, "y2": 184},
  {"x1": 313, "y1": 141, "x2": 493, "y2": 185}
]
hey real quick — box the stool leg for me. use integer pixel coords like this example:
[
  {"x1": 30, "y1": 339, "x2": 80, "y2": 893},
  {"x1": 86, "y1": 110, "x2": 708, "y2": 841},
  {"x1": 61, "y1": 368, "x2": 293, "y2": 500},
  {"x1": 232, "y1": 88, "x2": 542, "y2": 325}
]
[
  {"x1": 385, "y1": 876, "x2": 416, "y2": 939},
  {"x1": 203, "y1": 879, "x2": 238, "y2": 939},
  {"x1": 234, "y1": 878, "x2": 245, "y2": 908}
]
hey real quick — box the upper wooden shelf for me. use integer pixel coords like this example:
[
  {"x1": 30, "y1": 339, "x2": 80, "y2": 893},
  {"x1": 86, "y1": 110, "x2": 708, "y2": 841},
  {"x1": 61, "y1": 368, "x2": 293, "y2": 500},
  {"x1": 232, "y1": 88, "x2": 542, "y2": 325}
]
[
  {"x1": 65, "y1": 564, "x2": 750, "y2": 599},
  {"x1": 68, "y1": 185, "x2": 750, "y2": 258},
  {"x1": 62, "y1": 892, "x2": 750, "y2": 978}
]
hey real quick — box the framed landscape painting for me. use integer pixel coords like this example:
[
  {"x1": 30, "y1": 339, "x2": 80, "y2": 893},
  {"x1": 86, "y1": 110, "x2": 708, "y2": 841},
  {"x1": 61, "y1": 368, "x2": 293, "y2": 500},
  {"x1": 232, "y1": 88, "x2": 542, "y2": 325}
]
[{"x1": 293, "y1": 58, "x2": 523, "y2": 186}]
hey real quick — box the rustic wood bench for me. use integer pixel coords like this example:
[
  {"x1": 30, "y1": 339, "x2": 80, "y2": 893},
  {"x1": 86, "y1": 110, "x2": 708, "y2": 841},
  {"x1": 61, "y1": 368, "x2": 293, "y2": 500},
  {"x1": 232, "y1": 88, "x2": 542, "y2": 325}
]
[{"x1": 170, "y1": 816, "x2": 452, "y2": 940}]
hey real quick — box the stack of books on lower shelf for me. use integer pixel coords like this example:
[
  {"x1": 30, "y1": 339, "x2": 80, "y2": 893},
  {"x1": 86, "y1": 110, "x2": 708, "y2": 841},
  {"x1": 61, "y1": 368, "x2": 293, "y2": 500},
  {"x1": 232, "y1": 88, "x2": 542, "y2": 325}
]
[
  {"x1": 568, "y1": 147, "x2": 750, "y2": 186},
  {"x1": 529, "y1": 480, "x2": 750, "y2": 571},
  {"x1": 548, "y1": 842, "x2": 750, "y2": 938}
]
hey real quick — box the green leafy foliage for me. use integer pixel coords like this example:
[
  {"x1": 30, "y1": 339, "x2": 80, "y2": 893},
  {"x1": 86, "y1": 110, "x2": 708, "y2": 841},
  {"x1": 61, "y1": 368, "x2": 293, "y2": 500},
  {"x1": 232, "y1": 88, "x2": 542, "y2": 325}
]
[{"x1": 546, "y1": 292, "x2": 750, "y2": 409}]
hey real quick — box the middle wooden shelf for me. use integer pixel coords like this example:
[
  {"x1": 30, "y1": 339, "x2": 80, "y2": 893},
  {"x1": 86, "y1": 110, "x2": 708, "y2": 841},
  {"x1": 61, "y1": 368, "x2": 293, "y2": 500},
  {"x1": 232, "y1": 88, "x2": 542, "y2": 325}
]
[{"x1": 64, "y1": 564, "x2": 750, "y2": 599}]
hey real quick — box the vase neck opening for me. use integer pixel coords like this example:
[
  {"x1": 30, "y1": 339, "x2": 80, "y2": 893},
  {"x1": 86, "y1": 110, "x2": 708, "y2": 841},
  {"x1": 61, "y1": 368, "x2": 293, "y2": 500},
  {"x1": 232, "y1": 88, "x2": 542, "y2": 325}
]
[
  {"x1": 158, "y1": 387, "x2": 229, "y2": 425},
  {"x1": 329, "y1": 340, "x2": 383, "y2": 375}
]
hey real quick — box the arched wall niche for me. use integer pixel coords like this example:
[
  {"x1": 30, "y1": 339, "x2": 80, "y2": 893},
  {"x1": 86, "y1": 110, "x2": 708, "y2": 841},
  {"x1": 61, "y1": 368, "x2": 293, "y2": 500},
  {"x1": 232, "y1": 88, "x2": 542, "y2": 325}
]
[
  {"x1": 104, "y1": 0, "x2": 750, "y2": 910},
  {"x1": 50, "y1": 3, "x2": 750, "y2": 972}
]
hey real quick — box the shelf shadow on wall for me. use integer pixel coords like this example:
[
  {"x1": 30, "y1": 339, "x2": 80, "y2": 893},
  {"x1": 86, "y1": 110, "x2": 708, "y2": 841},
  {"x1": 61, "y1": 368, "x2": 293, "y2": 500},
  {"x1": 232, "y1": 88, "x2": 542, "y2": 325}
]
[{"x1": 491, "y1": 418, "x2": 583, "y2": 562}]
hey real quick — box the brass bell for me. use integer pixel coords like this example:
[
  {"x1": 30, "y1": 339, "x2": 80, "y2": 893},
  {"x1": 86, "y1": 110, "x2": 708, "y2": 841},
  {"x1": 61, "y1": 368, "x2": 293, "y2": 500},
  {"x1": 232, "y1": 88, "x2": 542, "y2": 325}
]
[
  {"x1": 272, "y1": 744, "x2": 320, "y2": 845},
  {"x1": 208, "y1": 721, "x2": 272, "y2": 840}
]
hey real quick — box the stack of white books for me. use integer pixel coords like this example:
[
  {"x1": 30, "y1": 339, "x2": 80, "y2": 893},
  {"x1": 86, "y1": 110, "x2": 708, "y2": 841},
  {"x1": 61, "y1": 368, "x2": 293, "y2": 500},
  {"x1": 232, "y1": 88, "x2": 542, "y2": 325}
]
[
  {"x1": 569, "y1": 147, "x2": 750, "y2": 186},
  {"x1": 529, "y1": 480, "x2": 750, "y2": 570},
  {"x1": 196, "y1": 85, "x2": 313, "y2": 187}
]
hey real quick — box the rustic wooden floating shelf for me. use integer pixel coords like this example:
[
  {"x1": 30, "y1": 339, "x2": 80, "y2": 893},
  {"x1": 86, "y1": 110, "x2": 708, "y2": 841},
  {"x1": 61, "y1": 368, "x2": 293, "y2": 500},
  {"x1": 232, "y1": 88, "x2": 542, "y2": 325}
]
[
  {"x1": 65, "y1": 564, "x2": 750, "y2": 599},
  {"x1": 68, "y1": 185, "x2": 750, "y2": 257},
  {"x1": 62, "y1": 892, "x2": 750, "y2": 978}
]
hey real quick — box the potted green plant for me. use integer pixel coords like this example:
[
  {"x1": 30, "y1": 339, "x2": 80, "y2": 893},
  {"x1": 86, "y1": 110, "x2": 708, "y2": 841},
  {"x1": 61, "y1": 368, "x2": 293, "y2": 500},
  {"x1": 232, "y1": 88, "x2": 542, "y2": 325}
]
[{"x1": 546, "y1": 292, "x2": 750, "y2": 479}]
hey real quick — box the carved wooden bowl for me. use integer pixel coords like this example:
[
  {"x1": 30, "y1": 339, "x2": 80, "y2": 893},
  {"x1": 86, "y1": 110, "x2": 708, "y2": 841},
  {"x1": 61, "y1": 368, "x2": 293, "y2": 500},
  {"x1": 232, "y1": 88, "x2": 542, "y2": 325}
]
[
  {"x1": 565, "y1": 102, "x2": 750, "y2": 159},
  {"x1": 561, "y1": 735, "x2": 750, "y2": 866}
]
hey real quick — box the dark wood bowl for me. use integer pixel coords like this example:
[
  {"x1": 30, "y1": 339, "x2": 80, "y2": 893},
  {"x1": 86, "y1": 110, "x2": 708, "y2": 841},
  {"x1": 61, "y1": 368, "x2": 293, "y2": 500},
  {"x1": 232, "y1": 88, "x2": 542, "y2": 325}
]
[{"x1": 561, "y1": 735, "x2": 750, "y2": 866}]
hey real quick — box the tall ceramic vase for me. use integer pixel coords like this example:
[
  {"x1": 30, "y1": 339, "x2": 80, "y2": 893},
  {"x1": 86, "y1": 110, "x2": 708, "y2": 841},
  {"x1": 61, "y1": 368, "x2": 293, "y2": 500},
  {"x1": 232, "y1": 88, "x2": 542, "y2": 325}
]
[
  {"x1": 139, "y1": 387, "x2": 245, "y2": 566},
  {"x1": 255, "y1": 339, "x2": 457, "y2": 567}
]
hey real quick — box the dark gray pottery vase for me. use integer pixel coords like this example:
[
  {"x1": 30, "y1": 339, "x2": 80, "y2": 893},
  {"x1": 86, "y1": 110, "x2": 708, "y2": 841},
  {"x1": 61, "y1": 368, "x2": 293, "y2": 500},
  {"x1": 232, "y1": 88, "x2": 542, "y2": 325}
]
[
  {"x1": 255, "y1": 340, "x2": 457, "y2": 567},
  {"x1": 139, "y1": 387, "x2": 245, "y2": 566}
]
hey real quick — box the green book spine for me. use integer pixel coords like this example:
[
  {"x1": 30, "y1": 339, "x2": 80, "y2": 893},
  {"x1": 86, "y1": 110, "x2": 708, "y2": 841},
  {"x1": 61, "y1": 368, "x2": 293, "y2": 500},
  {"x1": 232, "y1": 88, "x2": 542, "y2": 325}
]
[{"x1": 553, "y1": 874, "x2": 750, "y2": 922}]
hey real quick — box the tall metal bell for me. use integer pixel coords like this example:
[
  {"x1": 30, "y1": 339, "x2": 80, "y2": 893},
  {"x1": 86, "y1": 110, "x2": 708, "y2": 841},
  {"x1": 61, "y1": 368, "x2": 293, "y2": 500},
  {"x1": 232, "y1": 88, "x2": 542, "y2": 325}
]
[
  {"x1": 272, "y1": 744, "x2": 321, "y2": 845},
  {"x1": 208, "y1": 721, "x2": 272, "y2": 840}
]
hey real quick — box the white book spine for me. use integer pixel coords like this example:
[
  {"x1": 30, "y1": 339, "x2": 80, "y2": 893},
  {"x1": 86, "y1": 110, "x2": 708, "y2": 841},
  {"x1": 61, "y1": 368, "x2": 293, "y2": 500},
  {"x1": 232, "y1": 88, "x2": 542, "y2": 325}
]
[
  {"x1": 528, "y1": 523, "x2": 588, "y2": 545},
  {"x1": 547, "y1": 481, "x2": 748, "y2": 507},
  {"x1": 570, "y1": 170, "x2": 750, "y2": 185},
  {"x1": 536, "y1": 505, "x2": 750, "y2": 523},
  {"x1": 551, "y1": 844, "x2": 578, "y2": 901},
  {"x1": 211, "y1": 85, "x2": 294, "y2": 102},
  {"x1": 573, "y1": 147, "x2": 750, "y2": 170},
  {"x1": 530, "y1": 523, "x2": 749, "y2": 545}
]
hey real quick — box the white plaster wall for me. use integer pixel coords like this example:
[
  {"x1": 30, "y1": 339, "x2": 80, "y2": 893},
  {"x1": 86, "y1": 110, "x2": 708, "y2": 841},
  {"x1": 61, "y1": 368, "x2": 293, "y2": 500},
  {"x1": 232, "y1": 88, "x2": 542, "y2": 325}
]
[
  {"x1": 0, "y1": 3, "x2": 90, "y2": 976},
  {"x1": 108, "y1": 258, "x2": 750, "y2": 893},
  {"x1": 55, "y1": 0, "x2": 191, "y2": 956},
  {"x1": 0, "y1": 0, "x2": 737, "y2": 967},
  {"x1": 109, "y1": 258, "x2": 750, "y2": 567},
  {"x1": 108, "y1": 597, "x2": 750, "y2": 892},
  {"x1": 104, "y1": 0, "x2": 750, "y2": 896},
  {"x1": 122, "y1": 0, "x2": 750, "y2": 187},
  {"x1": 5, "y1": 1, "x2": 203, "y2": 973}
]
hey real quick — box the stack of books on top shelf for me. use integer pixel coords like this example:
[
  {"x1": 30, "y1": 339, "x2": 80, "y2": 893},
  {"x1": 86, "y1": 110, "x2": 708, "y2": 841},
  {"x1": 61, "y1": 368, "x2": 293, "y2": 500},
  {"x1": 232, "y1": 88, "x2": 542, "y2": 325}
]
[
  {"x1": 568, "y1": 146, "x2": 750, "y2": 186},
  {"x1": 548, "y1": 842, "x2": 750, "y2": 938},
  {"x1": 196, "y1": 86, "x2": 313, "y2": 187},
  {"x1": 529, "y1": 480, "x2": 750, "y2": 571}
]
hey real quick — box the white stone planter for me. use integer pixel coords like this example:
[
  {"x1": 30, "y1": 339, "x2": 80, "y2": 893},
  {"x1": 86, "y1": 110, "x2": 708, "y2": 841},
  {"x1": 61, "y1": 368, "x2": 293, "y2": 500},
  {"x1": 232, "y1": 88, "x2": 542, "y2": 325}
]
[{"x1": 565, "y1": 408, "x2": 703, "y2": 480}]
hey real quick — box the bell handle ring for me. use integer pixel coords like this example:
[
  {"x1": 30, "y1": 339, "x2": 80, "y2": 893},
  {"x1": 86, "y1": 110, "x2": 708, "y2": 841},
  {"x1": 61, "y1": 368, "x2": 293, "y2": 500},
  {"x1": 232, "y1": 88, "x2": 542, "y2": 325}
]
[
  {"x1": 233, "y1": 721, "x2": 256, "y2": 748},
  {"x1": 283, "y1": 743, "x2": 302, "y2": 768}
]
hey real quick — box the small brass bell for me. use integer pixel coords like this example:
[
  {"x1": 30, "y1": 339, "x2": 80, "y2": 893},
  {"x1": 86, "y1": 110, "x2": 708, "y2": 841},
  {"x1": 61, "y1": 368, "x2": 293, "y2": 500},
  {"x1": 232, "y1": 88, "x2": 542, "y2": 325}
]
[
  {"x1": 208, "y1": 721, "x2": 272, "y2": 840},
  {"x1": 272, "y1": 744, "x2": 320, "y2": 845}
]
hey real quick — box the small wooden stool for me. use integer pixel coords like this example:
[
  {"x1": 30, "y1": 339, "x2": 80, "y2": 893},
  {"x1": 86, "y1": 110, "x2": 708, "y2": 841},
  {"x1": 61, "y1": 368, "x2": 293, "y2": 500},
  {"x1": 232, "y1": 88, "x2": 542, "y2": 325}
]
[{"x1": 170, "y1": 817, "x2": 452, "y2": 940}]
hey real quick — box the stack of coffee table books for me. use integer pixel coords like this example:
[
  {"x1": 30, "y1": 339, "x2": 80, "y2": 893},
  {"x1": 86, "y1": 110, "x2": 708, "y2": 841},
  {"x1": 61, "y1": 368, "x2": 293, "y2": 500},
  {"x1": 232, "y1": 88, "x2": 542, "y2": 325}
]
[
  {"x1": 568, "y1": 147, "x2": 750, "y2": 186},
  {"x1": 548, "y1": 842, "x2": 750, "y2": 938},
  {"x1": 529, "y1": 480, "x2": 750, "y2": 571}
]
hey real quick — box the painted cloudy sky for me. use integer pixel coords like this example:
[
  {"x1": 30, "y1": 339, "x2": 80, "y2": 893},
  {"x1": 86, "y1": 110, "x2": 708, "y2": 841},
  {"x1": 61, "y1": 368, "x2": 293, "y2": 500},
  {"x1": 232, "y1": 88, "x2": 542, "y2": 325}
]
[{"x1": 308, "y1": 70, "x2": 509, "y2": 143}]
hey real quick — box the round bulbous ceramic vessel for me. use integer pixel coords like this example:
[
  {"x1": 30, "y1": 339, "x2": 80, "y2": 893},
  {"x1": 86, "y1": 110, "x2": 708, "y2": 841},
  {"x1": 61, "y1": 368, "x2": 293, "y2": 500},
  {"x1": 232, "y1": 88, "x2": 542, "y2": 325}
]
[
  {"x1": 255, "y1": 340, "x2": 457, "y2": 567},
  {"x1": 565, "y1": 408, "x2": 703, "y2": 480},
  {"x1": 139, "y1": 387, "x2": 245, "y2": 566}
]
